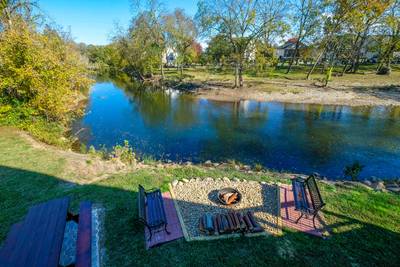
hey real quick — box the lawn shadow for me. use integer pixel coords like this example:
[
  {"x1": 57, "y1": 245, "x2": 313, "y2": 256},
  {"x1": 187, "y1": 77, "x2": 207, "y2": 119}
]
[{"x1": 1, "y1": 165, "x2": 399, "y2": 266}]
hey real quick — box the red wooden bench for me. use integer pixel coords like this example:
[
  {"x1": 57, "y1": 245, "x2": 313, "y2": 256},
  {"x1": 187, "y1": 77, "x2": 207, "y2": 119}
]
[{"x1": 0, "y1": 198, "x2": 92, "y2": 267}]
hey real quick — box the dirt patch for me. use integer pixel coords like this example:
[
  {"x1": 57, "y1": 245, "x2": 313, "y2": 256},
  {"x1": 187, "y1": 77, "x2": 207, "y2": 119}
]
[
  {"x1": 16, "y1": 130, "x2": 135, "y2": 184},
  {"x1": 192, "y1": 74, "x2": 400, "y2": 106}
]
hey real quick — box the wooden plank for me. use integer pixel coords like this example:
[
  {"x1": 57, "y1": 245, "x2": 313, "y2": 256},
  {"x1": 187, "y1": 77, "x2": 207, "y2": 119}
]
[
  {"x1": 2, "y1": 198, "x2": 70, "y2": 267},
  {"x1": 76, "y1": 201, "x2": 92, "y2": 267},
  {"x1": 0, "y1": 222, "x2": 22, "y2": 264},
  {"x1": 22, "y1": 200, "x2": 60, "y2": 267},
  {"x1": 36, "y1": 197, "x2": 70, "y2": 267},
  {"x1": 9, "y1": 200, "x2": 50, "y2": 267}
]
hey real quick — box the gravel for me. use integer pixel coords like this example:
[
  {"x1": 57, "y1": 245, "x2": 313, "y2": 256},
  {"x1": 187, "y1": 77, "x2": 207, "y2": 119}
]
[{"x1": 171, "y1": 178, "x2": 280, "y2": 240}]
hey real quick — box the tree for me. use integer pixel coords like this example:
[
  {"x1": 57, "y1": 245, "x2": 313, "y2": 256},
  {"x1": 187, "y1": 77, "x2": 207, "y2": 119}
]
[
  {"x1": 344, "y1": 0, "x2": 391, "y2": 73},
  {"x1": 376, "y1": 0, "x2": 400, "y2": 74},
  {"x1": 164, "y1": 8, "x2": 197, "y2": 79},
  {"x1": 113, "y1": 0, "x2": 166, "y2": 80},
  {"x1": 204, "y1": 34, "x2": 234, "y2": 67},
  {"x1": 0, "y1": 0, "x2": 38, "y2": 30},
  {"x1": 306, "y1": 0, "x2": 357, "y2": 79},
  {"x1": 196, "y1": 0, "x2": 280, "y2": 88},
  {"x1": 286, "y1": 0, "x2": 323, "y2": 74},
  {"x1": 0, "y1": 19, "x2": 92, "y2": 121}
]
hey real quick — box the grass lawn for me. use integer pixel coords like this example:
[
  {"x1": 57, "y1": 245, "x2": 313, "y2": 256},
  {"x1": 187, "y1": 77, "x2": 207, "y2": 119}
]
[
  {"x1": 164, "y1": 64, "x2": 400, "y2": 91},
  {"x1": 1, "y1": 128, "x2": 399, "y2": 266}
]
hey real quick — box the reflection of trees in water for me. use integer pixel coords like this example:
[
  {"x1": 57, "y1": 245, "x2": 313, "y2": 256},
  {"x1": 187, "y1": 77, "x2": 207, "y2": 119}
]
[
  {"x1": 279, "y1": 103, "x2": 346, "y2": 166},
  {"x1": 198, "y1": 100, "x2": 270, "y2": 162},
  {"x1": 108, "y1": 75, "x2": 199, "y2": 127}
]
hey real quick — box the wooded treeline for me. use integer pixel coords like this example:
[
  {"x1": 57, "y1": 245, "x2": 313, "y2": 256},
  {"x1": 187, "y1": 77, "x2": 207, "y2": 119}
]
[
  {"x1": 85, "y1": 0, "x2": 400, "y2": 88},
  {"x1": 0, "y1": 0, "x2": 92, "y2": 122}
]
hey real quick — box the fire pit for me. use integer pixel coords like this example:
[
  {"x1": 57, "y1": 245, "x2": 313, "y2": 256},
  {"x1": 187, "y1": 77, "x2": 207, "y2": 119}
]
[{"x1": 217, "y1": 188, "x2": 242, "y2": 205}]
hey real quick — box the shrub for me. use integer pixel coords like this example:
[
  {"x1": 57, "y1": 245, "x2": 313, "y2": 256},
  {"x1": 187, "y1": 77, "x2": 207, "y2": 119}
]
[
  {"x1": 254, "y1": 163, "x2": 264, "y2": 172},
  {"x1": 111, "y1": 140, "x2": 136, "y2": 164},
  {"x1": 0, "y1": 20, "x2": 93, "y2": 122},
  {"x1": 344, "y1": 161, "x2": 365, "y2": 181}
]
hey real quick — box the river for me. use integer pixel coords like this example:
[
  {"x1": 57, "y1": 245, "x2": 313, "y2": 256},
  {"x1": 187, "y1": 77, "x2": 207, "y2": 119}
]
[{"x1": 73, "y1": 78, "x2": 400, "y2": 180}]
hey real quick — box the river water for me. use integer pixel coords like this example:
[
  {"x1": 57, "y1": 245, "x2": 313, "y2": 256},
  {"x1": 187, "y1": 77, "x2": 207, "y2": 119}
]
[{"x1": 73, "y1": 79, "x2": 400, "y2": 180}]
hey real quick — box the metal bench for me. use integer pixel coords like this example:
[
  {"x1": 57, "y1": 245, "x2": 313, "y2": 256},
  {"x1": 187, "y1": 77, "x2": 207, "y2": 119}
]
[
  {"x1": 0, "y1": 198, "x2": 92, "y2": 267},
  {"x1": 137, "y1": 185, "x2": 170, "y2": 241},
  {"x1": 292, "y1": 175, "x2": 325, "y2": 229}
]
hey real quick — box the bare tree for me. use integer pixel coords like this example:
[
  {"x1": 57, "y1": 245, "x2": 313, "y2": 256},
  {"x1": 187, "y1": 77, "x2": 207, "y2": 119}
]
[
  {"x1": 196, "y1": 0, "x2": 283, "y2": 88},
  {"x1": 0, "y1": 0, "x2": 38, "y2": 30},
  {"x1": 164, "y1": 9, "x2": 197, "y2": 79}
]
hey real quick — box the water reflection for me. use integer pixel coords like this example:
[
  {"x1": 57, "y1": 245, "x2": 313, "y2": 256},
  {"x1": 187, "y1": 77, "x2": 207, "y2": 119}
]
[{"x1": 74, "y1": 78, "x2": 400, "y2": 179}]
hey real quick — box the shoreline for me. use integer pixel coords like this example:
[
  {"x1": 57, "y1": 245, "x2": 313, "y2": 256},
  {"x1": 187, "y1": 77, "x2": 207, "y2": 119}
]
[
  {"x1": 190, "y1": 83, "x2": 400, "y2": 107},
  {"x1": 165, "y1": 71, "x2": 400, "y2": 107}
]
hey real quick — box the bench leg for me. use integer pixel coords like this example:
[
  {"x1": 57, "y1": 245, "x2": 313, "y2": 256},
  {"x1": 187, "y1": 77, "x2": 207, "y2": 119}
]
[
  {"x1": 295, "y1": 213, "x2": 304, "y2": 223},
  {"x1": 147, "y1": 226, "x2": 153, "y2": 241},
  {"x1": 312, "y1": 213, "x2": 317, "y2": 229},
  {"x1": 164, "y1": 224, "x2": 171, "y2": 235}
]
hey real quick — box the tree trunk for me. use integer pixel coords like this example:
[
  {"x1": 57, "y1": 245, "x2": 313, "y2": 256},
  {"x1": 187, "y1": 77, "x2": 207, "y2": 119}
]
[
  {"x1": 307, "y1": 50, "x2": 324, "y2": 80},
  {"x1": 286, "y1": 41, "x2": 300, "y2": 74},
  {"x1": 234, "y1": 63, "x2": 239, "y2": 88},
  {"x1": 160, "y1": 63, "x2": 164, "y2": 80},
  {"x1": 238, "y1": 62, "x2": 244, "y2": 88}
]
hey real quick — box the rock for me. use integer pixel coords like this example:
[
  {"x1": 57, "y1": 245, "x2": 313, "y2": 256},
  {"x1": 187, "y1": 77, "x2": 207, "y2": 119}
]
[
  {"x1": 167, "y1": 159, "x2": 172, "y2": 163},
  {"x1": 205, "y1": 177, "x2": 213, "y2": 182},
  {"x1": 260, "y1": 181, "x2": 267, "y2": 185},
  {"x1": 386, "y1": 186, "x2": 400, "y2": 193},
  {"x1": 204, "y1": 160, "x2": 212, "y2": 167},
  {"x1": 185, "y1": 161, "x2": 192, "y2": 166},
  {"x1": 213, "y1": 163, "x2": 220, "y2": 167},
  {"x1": 234, "y1": 165, "x2": 240, "y2": 170},
  {"x1": 233, "y1": 178, "x2": 240, "y2": 182},
  {"x1": 242, "y1": 165, "x2": 251, "y2": 171},
  {"x1": 182, "y1": 178, "x2": 189, "y2": 183},
  {"x1": 363, "y1": 180, "x2": 372, "y2": 186},
  {"x1": 372, "y1": 181, "x2": 385, "y2": 191},
  {"x1": 216, "y1": 178, "x2": 222, "y2": 182},
  {"x1": 247, "y1": 170, "x2": 253, "y2": 174},
  {"x1": 223, "y1": 177, "x2": 230, "y2": 182},
  {"x1": 172, "y1": 180, "x2": 179, "y2": 187}
]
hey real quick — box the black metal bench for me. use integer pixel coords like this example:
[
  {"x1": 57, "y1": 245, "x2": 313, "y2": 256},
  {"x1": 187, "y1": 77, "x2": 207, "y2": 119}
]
[
  {"x1": 292, "y1": 175, "x2": 325, "y2": 229},
  {"x1": 0, "y1": 198, "x2": 92, "y2": 267},
  {"x1": 137, "y1": 185, "x2": 170, "y2": 241}
]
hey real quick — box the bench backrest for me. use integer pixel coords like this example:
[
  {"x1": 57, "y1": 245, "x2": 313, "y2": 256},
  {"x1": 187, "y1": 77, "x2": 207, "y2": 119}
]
[
  {"x1": 306, "y1": 175, "x2": 325, "y2": 211},
  {"x1": 138, "y1": 185, "x2": 146, "y2": 221},
  {"x1": 292, "y1": 175, "x2": 325, "y2": 213}
]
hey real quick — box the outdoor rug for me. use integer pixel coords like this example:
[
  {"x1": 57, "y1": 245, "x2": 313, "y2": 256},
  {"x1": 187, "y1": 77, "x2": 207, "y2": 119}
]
[
  {"x1": 145, "y1": 192, "x2": 184, "y2": 249},
  {"x1": 279, "y1": 184, "x2": 326, "y2": 237}
]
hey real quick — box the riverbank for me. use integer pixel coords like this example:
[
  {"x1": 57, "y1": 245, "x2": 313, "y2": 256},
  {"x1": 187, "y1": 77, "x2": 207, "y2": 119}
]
[
  {"x1": 1, "y1": 127, "x2": 400, "y2": 266},
  {"x1": 168, "y1": 67, "x2": 400, "y2": 106}
]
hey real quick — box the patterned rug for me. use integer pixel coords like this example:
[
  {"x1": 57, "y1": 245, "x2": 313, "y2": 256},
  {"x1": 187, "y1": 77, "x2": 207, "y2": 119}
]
[
  {"x1": 280, "y1": 184, "x2": 326, "y2": 237},
  {"x1": 145, "y1": 192, "x2": 184, "y2": 249}
]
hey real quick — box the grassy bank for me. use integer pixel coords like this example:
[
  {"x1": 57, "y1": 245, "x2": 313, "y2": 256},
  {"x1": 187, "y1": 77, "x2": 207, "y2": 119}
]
[{"x1": 1, "y1": 128, "x2": 399, "y2": 266}]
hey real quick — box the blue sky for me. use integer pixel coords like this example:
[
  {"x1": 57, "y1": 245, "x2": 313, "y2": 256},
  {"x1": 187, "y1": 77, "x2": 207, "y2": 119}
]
[{"x1": 39, "y1": 0, "x2": 198, "y2": 45}]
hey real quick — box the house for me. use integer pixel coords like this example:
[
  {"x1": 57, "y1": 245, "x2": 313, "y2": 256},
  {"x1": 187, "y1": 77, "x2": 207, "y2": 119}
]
[
  {"x1": 276, "y1": 38, "x2": 306, "y2": 60},
  {"x1": 163, "y1": 47, "x2": 178, "y2": 67}
]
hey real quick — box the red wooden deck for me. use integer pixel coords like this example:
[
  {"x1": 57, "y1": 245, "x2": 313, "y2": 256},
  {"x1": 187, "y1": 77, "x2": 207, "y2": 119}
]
[
  {"x1": 145, "y1": 192, "x2": 183, "y2": 249},
  {"x1": 280, "y1": 184, "x2": 324, "y2": 237}
]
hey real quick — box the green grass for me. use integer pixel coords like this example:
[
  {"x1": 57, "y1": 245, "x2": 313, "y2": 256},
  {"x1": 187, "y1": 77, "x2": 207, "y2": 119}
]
[{"x1": 1, "y1": 128, "x2": 399, "y2": 266}]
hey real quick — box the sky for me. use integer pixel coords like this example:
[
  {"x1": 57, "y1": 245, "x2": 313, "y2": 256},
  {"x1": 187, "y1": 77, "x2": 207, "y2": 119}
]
[{"x1": 38, "y1": 0, "x2": 199, "y2": 45}]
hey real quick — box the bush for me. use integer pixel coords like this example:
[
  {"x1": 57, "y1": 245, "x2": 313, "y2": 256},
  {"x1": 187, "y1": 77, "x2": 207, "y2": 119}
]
[
  {"x1": 344, "y1": 161, "x2": 365, "y2": 181},
  {"x1": 111, "y1": 140, "x2": 136, "y2": 164},
  {"x1": 0, "y1": 20, "x2": 93, "y2": 122}
]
